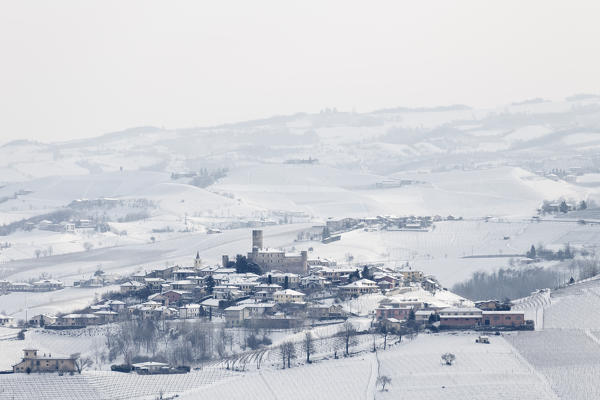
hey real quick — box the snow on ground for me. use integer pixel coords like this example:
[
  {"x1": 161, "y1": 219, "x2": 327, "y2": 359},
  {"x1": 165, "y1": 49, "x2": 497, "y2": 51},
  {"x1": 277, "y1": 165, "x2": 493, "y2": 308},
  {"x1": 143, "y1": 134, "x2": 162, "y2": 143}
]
[
  {"x1": 179, "y1": 354, "x2": 376, "y2": 400},
  {"x1": 378, "y1": 332, "x2": 557, "y2": 400},
  {"x1": 1, "y1": 286, "x2": 118, "y2": 320},
  {"x1": 340, "y1": 288, "x2": 472, "y2": 318},
  {"x1": 176, "y1": 332, "x2": 557, "y2": 400},
  {"x1": 1, "y1": 223, "x2": 313, "y2": 284},
  {"x1": 0, "y1": 366, "x2": 238, "y2": 400},
  {"x1": 506, "y1": 278, "x2": 600, "y2": 399},
  {"x1": 0, "y1": 327, "x2": 107, "y2": 371},
  {"x1": 310, "y1": 218, "x2": 597, "y2": 286},
  {"x1": 508, "y1": 330, "x2": 600, "y2": 400}
]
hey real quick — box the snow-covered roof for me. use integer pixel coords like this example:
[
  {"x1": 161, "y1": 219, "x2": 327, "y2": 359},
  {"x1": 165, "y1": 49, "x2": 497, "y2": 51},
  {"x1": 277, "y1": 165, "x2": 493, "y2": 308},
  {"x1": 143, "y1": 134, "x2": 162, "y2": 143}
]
[{"x1": 274, "y1": 289, "x2": 305, "y2": 296}]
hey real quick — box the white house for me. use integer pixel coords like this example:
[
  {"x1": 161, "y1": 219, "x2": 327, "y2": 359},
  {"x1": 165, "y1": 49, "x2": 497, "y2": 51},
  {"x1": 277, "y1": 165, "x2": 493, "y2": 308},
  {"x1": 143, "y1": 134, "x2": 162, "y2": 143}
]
[{"x1": 273, "y1": 289, "x2": 306, "y2": 303}]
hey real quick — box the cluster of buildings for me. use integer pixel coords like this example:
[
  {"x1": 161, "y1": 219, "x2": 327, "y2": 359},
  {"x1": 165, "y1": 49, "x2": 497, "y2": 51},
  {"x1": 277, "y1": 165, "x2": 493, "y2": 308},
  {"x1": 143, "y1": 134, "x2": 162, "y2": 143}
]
[
  {"x1": 27, "y1": 230, "x2": 442, "y2": 330},
  {"x1": 0, "y1": 279, "x2": 64, "y2": 293},
  {"x1": 325, "y1": 215, "x2": 441, "y2": 237},
  {"x1": 375, "y1": 298, "x2": 530, "y2": 331}
]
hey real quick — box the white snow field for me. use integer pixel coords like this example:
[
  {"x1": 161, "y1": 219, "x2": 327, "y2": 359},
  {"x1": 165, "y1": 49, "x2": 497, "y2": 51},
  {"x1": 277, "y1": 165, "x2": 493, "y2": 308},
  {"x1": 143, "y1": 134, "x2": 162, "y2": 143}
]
[
  {"x1": 175, "y1": 332, "x2": 556, "y2": 400},
  {"x1": 507, "y1": 278, "x2": 600, "y2": 399},
  {"x1": 1, "y1": 286, "x2": 119, "y2": 321},
  {"x1": 377, "y1": 333, "x2": 557, "y2": 400},
  {"x1": 0, "y1": 366, "x2": 238, "y2": 400}
]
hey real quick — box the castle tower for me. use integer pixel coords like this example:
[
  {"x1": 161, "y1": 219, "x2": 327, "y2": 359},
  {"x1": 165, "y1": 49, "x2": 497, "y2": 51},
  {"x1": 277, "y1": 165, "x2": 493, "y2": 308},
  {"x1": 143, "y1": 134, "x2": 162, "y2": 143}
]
[{"x1": 252, "y1": 230, "x2": 263, "y2": 250}]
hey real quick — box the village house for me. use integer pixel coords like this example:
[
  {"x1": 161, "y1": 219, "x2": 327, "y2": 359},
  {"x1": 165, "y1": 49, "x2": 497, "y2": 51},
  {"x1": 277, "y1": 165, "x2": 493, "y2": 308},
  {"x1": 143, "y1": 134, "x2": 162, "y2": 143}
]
[
  {"x1": 93, "y1": 310, "x2": 119, "y2": 323},
  {"x1": 381, "y1": 317, "x2": 403, "y2": 331},
  {"x1": 266, "y1": 272, "x2": 300, "y2": 289},
  {"x1": 105, "y1": 300, "x2": 126, "y2": 312},
  {"x1": 213, "y1": 285, "x2": 245, "y2": 300},
  {"x1": 375, "y1": 304, "x2": 413, "y2": 321},
  {"x1": 32, "y1": 279, "x2": 64, "y2": 292},
  {"x1": 223, "y1": 303, "x2": 276, "y2": 326},
  {"x1": 147, "y1": 266, "x2": 177, "y2": 280},
  {"x1": 172, "y1": 269, "x2": 198, "y2": 281},
  {"x1": 59, "y1": 313, "x2": 100, "y2": 327},
  {"x1": 415, "y1": 310, "x2": 434, "y2": 324},
  {"x1": 120, "y1": 281, "x2": 145, "y2": 294},
  {"x1": 9, "y1": 282, "x2": 33, "y2": 292},
  {"x1": 307, "y1": 304, "x2": 345, "y2": 319},
  {"x1": 0, "y1": 279, "x2": 10, "y2": 291},
  {"x1": 200, "y1": 298, "x2": 221, "y2": 314},
  {"x1": 317, "y1": 267, "x2": 358, "y2": 282},
  {"x1": 132, "y1": 361, "x2": 170, "y2": 374},
  {"x1": 475, "y1": 300, "x2": 511, "y2": 311},
  {"x1": 481, "y1": 311, "x2": 526, "y2": 328},
  {"x1": 143, "y1": 277, "x2": 166, "y2": 292},
  {"x1": 28, "y1": 314, "x2": 57, "y2": 327},
  {"x1": 13, "y1": 349, "x2": 77, "y2": 373},
  {"x1": 161, "y1": 290, "x2": 189, "y2": 305},
  {"x1": 339, "y1": 279, "x2": 379, "y2": 296},
  {"x1": 273, "y1": 289, "x2": 306, "y2": 303},
  {"x1": 223, "y1": 305, "x2": 249, "y2": 326},
  {"x1": 171, "y1": 280, "x2": 197, "y2": 291},
  {"x1": 398, "y1": 269, "x2": 424, "y2": 282},
  {"x1": 300, "y1": 275, "x2": 329, "y2": 290},
  {"x1": 0, "y1": 314, "x2": 14, "y2": 326},
  {"x1": 131, "y1": 273, "x2": 147, "y2": 283},
  {"x1": 178, "y1": 303, "x2": 201, "y2": 319},
  {"x1": 439, "y1": 307, "x2": 483, "y2": 328}
]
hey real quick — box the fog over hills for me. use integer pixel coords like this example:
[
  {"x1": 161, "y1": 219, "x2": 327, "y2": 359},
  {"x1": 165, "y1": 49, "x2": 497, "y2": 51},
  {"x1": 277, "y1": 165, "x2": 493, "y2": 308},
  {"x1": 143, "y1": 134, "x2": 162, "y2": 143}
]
[{"x1": 1, "y1": 96, "x2": 599, "y2": 280}]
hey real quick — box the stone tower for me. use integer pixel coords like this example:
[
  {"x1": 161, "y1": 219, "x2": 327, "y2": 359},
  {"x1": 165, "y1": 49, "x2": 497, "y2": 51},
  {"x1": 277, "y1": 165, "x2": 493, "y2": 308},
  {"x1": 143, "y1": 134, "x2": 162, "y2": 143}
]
[{"x1": 252, "y1": 230, "x2": 263, "y2": 250}]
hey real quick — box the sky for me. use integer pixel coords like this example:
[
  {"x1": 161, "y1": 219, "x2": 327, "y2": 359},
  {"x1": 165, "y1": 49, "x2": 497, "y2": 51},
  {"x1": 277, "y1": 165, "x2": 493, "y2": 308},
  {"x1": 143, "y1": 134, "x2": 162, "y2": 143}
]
[{"x1": 1, "y1": 0, "x2": 600, "y2": 145}]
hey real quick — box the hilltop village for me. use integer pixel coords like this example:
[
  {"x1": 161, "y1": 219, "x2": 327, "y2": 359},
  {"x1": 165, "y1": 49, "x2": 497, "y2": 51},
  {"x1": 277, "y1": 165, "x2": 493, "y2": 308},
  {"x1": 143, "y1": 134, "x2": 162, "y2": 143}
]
[{"x1": 3, "y1": 229, "x2": 529, "y2": 345}]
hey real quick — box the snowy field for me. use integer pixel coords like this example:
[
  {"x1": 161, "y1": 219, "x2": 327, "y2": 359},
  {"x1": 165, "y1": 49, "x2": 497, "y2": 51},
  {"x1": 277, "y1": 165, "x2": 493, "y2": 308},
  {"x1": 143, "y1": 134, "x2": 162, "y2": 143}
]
[
  {"x1": 506, "y1": 278, "x2": 600, "y2": 399},
  {"x1": 0, "y1": 286, "x2": 119, "y2": 320},
  {"x1": 377, "y1": 333, "x2": 557, "y2": 400},
  {"x1": 508, "y1": 330, "x2": 600, "y2": 400},
  {"x1": 176, "y1": 332, "x2": 556, "y2": 400}
]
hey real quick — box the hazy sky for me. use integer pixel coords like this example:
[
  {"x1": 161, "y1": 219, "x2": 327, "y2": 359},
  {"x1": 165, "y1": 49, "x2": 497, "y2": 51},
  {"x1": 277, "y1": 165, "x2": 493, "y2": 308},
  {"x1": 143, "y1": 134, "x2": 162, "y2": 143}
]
[{"x1": 1, "y1": 0, "x2": 599, "y2": 144}]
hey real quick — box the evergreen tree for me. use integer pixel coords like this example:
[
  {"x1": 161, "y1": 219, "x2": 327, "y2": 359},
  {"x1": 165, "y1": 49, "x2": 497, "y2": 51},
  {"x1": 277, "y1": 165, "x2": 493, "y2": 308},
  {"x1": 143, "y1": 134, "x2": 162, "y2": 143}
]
[
  {"x1": 527, "y1": 245, "x2": 536, "y2": 259},
  {"x1": 361, "y1": 265, "x2": 372, "y2": 280},
  {"x1": 205, "y1": 275, "x2": 215, "y2": 294},
  {"x1": 559, "y1": 200, "x2": 569, "y2": 213},
  {"x1": 579, "y1": 200, "x2": 588, "y2": 210},
  {"x1": 283, "y1": 276, "x2": 289, "y2": 289}
]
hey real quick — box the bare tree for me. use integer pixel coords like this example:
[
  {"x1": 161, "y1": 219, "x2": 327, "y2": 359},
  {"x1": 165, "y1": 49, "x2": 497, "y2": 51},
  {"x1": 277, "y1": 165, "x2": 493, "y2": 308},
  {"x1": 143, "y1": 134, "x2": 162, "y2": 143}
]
[
  {"x1": 279, "y1": 341, "x2": 296, "y2": 369},
  {"x1": 302, "y1": 331, "x2": 315, "y2": 363},
  {"x1": 441, "y1": 352, "x2": 456, "y2": 366},
  {"x1": 376, "y1": 375, "x2": 392, "y2": 391},
  {"x1": 379, "y1": 324, "x2": 390, "y2": 350},
  {"x1": 34, "y1": 249, "x2": 41, "y2": 259},
  {"x1": 338, "y1": 321, "x2": 358, "y2": 356},
  {"x1": 72, "y1": 353, "x2": 93, "y2": 374},
  {"x1": 83, "y1": 242, "x2": 94, "y2": 252}
]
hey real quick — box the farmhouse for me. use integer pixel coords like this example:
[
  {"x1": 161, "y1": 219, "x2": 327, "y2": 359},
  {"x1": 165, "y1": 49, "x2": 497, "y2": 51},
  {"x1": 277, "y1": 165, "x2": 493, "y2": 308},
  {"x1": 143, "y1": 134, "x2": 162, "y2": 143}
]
[
  {"x1": 12, "y1": 349, "x2": 77, "y2": 373},
  {"x1": 439, "y1": 307, "x2": 483, "y2": 328},
  {"x1": 60, "y1": 313, "x2": 100, "y2": 327},
  {"x1": 28, "y1": 314, "x2": 57, "y2": 327},
  {"x1": 482, "y1": 311, "x2": 526, "y2": 328}
]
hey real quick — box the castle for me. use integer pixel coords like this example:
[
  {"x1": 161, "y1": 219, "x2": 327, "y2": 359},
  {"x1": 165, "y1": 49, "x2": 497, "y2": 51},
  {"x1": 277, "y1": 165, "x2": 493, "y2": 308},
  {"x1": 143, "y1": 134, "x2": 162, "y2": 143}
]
[{"x1": 246, "y1": 230, "x2": 308, "y2": 274}]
